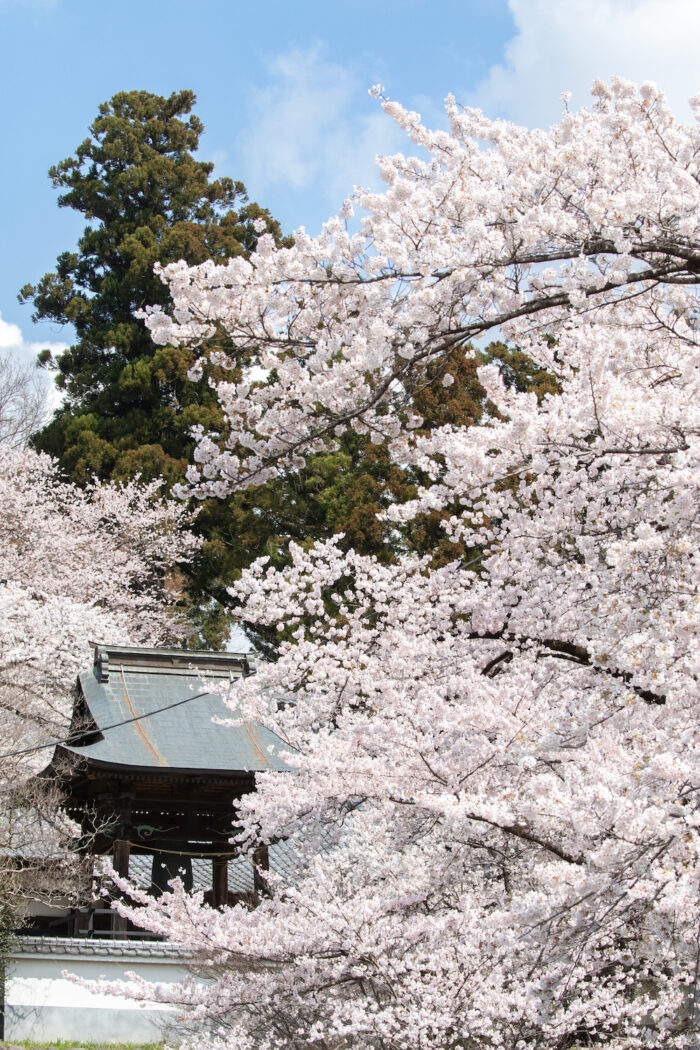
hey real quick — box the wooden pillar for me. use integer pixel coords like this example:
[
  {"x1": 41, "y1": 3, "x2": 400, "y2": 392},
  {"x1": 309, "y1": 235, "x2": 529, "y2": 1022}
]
[
  {"x1": 113, "y1": 838, "x2": 131, "y2": 878},
  {"x1": 112, "y1": 838, "x2": 130, "y2": 935},
  {"x1": 253, "y1": 843, "x2": 269, "y2": 901},
  {"x1": 212, "y1": 854, "x2": 228, "y2": 909}
]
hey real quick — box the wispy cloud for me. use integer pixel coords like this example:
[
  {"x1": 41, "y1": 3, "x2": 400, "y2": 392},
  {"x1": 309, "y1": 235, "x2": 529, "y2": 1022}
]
[
  {"x1": 236, "y1": 45, "x2": 407, "y2": 216},
  {"x1": 470, "y1": 0, "x2": 700, "y2": 126},
  {"x1": 0, "y1": 312, "x2": 66, "y2": 364}
]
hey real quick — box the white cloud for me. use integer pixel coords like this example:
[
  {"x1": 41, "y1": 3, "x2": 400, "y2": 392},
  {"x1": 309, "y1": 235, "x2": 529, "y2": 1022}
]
[
  {"x1": 0, "y1": 311, "x2": 66, "y2": 412},
  {"x1": 471, "y1": 0, "x2": 700, "y2": 127},
  {"x1": 0, "y1": 311, "x2": 66, "y2": 366},
  {"x1": 237, "y1": 45, "x2": 407, "y2": 212},
  {"x1": 0, "y1": 315, "x2": 25, "y2": 352}
]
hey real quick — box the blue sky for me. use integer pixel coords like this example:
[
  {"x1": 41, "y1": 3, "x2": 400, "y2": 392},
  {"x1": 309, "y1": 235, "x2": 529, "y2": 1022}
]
[{"x1": 2, "y1": 0, "x2": 700, "y2": 360}]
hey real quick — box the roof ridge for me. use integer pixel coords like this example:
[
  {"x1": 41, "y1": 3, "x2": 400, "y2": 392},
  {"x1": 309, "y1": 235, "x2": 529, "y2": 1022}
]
[{"x1": 93, "y1": 643, "x2": 251, "y2": 682}]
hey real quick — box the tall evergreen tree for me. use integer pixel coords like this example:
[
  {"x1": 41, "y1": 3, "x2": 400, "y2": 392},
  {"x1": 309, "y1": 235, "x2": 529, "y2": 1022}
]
[
  {"x1": 21, "y1": 89, "x2": 286, "y2": 486},
  {"x1": 21, "y1": 90, "x2": 293, "y2": 644},
  {"x1": 22, "y1": 91, "x2": 548, "y2": 648}
]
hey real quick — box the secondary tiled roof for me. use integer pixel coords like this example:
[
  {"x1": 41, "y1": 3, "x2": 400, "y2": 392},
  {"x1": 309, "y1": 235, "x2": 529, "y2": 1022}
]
[
  {"x1": 63, "y1": 644, "x2": 290, "y2": 774},
  {"x1": 129, "y1": 837, "x2": 306, "y2": 896},
  {"x1": 12, "y1": 935, "x2": 185, "y2": 958}
]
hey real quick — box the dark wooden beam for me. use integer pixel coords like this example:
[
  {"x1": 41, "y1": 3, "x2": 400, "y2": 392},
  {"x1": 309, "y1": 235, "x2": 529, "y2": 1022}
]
[
  {"x1": 112, "y1": 838, "x2": 130, "y2": 936},
  {"x1": 253, "y1": 844, "x2": 270, "y2": 901},
  {"x1": 212, "y1": 855, "x2": 228, "y2": 909},
  {"x1": 113, "y1": 837, "x2": 130, "y2": 878}
]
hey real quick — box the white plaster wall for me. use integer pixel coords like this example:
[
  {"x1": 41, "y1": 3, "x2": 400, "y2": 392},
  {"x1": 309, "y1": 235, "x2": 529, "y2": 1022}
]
[{"x1": 4, "y1": 941, "x2": 202, "y2": 1043}]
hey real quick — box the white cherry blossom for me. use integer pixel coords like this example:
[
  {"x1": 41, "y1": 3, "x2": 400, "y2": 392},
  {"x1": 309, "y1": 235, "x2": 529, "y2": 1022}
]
[
  {"x1": 0, "y1": 448, "x2": 198, "y2": 907},
  {"x1": 117, "y1": 81, "x2": 700, "y2": 1049}
]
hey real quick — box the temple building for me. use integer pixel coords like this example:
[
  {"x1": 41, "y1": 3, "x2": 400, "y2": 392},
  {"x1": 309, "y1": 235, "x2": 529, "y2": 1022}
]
[
  {"x1": 2, "y1": 642, "x2": 292, "y2": 1041},
  {"x1": 33, "y1": 642, "x2": 292, "y2": 931}
]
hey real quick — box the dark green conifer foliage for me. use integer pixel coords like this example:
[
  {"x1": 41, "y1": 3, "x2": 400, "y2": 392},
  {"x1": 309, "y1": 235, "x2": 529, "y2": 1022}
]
[
  {"x1": 21, "y1": 89, "x2": 286, "y2": 487},
  {"x1": 22, "y1": 91, "x2": 554, "y2": 649},
  {"x1": 21, "y1": 90, "x2": 293, "y2": 645}
]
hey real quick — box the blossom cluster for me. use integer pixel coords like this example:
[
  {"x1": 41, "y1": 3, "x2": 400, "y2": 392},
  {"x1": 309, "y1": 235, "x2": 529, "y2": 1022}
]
[
  {"x1": 0, "y1": 448, "x2": 198, "y2": 866},
  {"x1": 113, "y1": 81, "x2": 700, "y2": 1049}
]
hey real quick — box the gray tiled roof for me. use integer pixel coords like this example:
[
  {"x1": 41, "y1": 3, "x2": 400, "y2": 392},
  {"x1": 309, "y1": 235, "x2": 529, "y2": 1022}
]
[
  {"x1": 12, "y1": 935, "x2": 186, "y2": 958},
  {"x1": 64, "y1": 644, "x2": 290, "y2": 774},
  {"x1": 129, "y1": 838, "x2": 306, "y2": 896}
]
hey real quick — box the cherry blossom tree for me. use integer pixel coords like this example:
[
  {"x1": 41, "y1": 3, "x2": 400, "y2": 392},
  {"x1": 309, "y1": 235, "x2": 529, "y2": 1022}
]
[
  {"x1": 0, "y1": 447, "x2": 198, "y2": 916},
  {"x1": 113, "y1": 79, "x2": 700, "y2": 1049}
]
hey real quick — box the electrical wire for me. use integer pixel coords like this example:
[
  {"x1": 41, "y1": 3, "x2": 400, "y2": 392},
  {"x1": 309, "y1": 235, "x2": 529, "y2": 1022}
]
[{"x1": 0, "y1": 689, "x2": 214, "y2": 761}]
